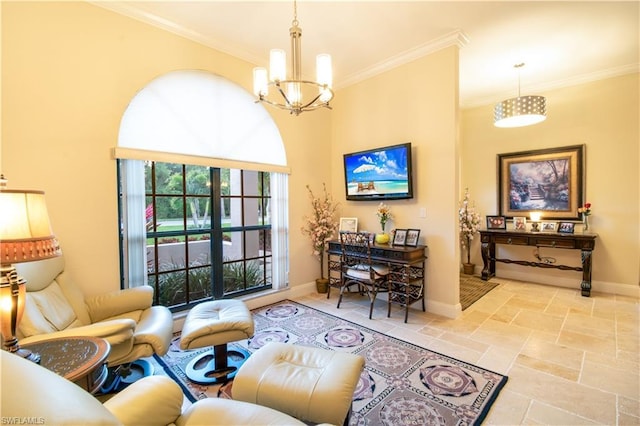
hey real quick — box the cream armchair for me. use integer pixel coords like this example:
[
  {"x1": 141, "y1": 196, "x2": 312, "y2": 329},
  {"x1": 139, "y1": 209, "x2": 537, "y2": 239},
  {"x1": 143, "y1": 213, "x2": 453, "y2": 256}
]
[
  {"x1": 15, "y1": 255, "x2": 173, "y2": 367},
  {"x1": 1, "y1": 350, "x2": 306, "y2": 426}
]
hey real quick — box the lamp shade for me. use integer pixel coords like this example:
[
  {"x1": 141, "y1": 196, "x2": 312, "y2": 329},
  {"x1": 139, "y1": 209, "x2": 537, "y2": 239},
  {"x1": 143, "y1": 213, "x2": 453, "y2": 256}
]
[
  {"x1": 494, "y1": 95, "x2": 547, "y2": 128},
  {"x1": 0, "y1": 189, "x2": 61, "y2": 264}
]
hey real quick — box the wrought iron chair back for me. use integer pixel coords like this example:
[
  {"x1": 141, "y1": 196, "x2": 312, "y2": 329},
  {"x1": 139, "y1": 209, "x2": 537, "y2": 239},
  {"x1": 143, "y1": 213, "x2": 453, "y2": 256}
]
[{"x1": 337, "y1": 231, "x2": 389, "y2": 319}]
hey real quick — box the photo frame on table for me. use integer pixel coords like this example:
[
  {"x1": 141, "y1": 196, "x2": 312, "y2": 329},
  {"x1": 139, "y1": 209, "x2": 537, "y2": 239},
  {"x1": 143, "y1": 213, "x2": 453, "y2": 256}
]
[
  {"x1": 497, "y1": 145, "x2": 584, "y2": 220},
  {"x1": 339, "y1": 217, "x2": 358, "y2": 233},
  {"x1": 541, "y1": 222, "x2": 557, "y2": 232},
  {"x1": 405, "y1": 229, "x2": 421, "y2": 247},
  {"x1": 486, "y1": 216, "x2": 506, "y2": 230},
  {"x1": 393, "y1": 229, "x2": 407, "y2": 246},
  {"x1": 557, "y1": 222, "x2": 575, "y2": 234},
  {"x1": 513, "y1": 216, "x2": 527, "y2": 231}
]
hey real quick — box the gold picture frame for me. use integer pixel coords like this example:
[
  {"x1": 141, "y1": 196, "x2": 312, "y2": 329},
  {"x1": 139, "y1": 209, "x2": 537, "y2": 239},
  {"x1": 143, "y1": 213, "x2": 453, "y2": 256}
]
[{"x1": 498, "y1": 145, "x2": 584, "y2": 220}]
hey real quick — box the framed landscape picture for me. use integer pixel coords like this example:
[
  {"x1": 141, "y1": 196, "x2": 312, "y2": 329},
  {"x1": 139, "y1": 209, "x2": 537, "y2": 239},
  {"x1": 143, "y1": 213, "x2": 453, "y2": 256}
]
[{"x1": 498, "y1": 145, "x2": 584, "y2": 220}]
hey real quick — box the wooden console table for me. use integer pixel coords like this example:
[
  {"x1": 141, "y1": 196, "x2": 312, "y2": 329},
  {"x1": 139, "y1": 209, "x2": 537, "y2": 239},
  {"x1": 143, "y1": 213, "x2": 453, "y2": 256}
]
[
  {"x1": 327, "y1": 240, "x2": 427, "y2": 321},
  {"x1": 479, "y1": 229, "x2": 597, "y2": 297}
]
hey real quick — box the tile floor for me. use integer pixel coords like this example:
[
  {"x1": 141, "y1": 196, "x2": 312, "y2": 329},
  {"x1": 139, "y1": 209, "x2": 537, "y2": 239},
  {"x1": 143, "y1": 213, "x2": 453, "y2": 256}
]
[{"x1": 294, "y1": 278, "x2": 639, "y2": 425}]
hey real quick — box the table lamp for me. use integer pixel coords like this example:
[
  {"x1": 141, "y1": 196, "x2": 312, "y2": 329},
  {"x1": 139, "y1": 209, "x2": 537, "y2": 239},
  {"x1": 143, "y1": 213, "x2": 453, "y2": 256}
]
[{"x1": 0, "y1": 182, "x2": 61, "y2": 362}]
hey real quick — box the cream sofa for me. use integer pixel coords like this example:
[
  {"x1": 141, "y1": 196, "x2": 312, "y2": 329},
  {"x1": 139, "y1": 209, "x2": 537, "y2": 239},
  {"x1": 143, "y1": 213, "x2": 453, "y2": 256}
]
[
  {"x1": 0, "y1": 350, "x2": 307, "y2": 426},
  {"x1": 15, "y1": 255, "x2": 173, "y2": 367}
]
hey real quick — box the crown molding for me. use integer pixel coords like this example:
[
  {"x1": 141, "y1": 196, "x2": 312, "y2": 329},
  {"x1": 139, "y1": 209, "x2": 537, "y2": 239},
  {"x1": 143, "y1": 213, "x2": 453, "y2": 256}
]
[
  {"x1": 89, "y1": 1, "x2": 264, "y2": 66},
  {"x1": 337, "y1": 30, "x2": 469, "y2": 90},
  {"x1": 462, "y1": 63, "x2": 640, "y2": 109}
]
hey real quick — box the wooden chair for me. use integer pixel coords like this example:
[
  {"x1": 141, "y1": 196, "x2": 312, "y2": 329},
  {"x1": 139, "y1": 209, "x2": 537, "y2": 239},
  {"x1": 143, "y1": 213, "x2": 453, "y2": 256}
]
[{"x1": 337, "y1": 231, "x2": 390, "y2": 319}]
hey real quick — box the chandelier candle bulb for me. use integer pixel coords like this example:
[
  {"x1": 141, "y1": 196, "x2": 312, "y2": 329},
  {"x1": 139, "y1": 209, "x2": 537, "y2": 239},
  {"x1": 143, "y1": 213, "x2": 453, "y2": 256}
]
[
  {"x1": 253, "y1": 68, "x2": 268, "y2": 97},
  {"x1": 316, "y1": 54, "x2": 332, "y2": 87},
  {"x1": 269, "y1": 49, "x2": 286, "y2": 82}
]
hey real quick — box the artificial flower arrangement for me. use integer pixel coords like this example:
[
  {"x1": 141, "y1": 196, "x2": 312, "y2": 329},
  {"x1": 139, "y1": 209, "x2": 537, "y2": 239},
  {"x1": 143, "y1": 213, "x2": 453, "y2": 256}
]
[
  {"x1": 459, "y1": 188, "x2": 482, "y2": 265},
  {"x1": 376, "y1": 202, "x2": 392, "y2": 233},
  {"x1": 301, "y1": 184, "x2": 339, "y2": 280},
  {"x1": 578, "y1": 202, "x2": 592, "y2": 216}
]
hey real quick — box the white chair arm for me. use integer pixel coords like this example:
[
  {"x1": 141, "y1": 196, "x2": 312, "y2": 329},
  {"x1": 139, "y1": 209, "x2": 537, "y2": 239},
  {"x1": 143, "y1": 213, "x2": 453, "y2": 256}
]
[
  {"x1": 86, "y1": 286, "x2": 153, "y2": 322},
  {"x1": 103, "y1": 376, "x2": 183, "y2": 426},
  {"x1": 19, "y1": 319, "x2": 136, "y2": 347}
]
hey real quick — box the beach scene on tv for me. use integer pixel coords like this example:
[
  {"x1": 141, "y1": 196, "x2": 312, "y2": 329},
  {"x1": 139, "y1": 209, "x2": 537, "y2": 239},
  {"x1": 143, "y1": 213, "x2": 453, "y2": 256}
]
[{"x1": 345, "y1": 145, "x2": 410, "y2": 197}]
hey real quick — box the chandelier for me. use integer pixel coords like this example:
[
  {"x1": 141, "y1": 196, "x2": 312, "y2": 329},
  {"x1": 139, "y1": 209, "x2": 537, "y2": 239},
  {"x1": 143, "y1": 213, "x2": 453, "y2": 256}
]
[
  {"x1": 494, "y1": 63, "x2": 547, "y2": 128},
  {"x1": 252, "y1": 0, "x2": 334, "y2": 116}
]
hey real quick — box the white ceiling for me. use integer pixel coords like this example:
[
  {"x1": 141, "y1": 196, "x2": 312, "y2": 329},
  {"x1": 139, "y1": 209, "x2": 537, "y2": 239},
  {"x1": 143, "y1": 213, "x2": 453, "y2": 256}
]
[{"x1": 94, "y1": 1, "x2": 639, "y2": 108}]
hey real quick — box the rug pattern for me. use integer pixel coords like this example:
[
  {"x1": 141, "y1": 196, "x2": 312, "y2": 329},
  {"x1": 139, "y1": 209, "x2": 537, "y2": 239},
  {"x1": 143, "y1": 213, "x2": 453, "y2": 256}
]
[
  {"x1": 460, "y1": 275, "x2": 501, "y2": 310},
  {"x1": 155, "y1": 300, "x2": 507, "y2": 426}
]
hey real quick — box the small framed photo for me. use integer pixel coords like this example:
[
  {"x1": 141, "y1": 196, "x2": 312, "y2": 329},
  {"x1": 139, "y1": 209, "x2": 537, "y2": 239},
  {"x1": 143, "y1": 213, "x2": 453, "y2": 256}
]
[
  {"x1": 486, "y1": 216, "x2": 506, "y2": 230},
  {"x1": 393, "y1": 229, "x2": 407, "y2": 246},
  {"x1": 513, "y1": 216, "x2": 527, "y2": 231},
  {"x1": 339, "y1": 217, "x2": 358, "y2": 233},
  {"x1": 405, "y1": 229, "x2": 421, "y2": 247},
  {"x1": 557, "y1": 222, "x2": 575, "y2": 234},
  {"x1": 541, "y1": 222, "x2": 557, "y2": 232}
]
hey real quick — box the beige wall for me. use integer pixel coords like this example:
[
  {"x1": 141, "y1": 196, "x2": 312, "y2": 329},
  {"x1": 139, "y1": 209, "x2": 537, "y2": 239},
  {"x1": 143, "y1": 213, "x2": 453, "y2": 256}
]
[
  {"x1": 3, "y1": 1, "x2": 637, "y2": 318},
  {"x1": 462, "y1": 74, "x2": 640, "y2": 294},
  {"x1": 1, "y1": 2, "x2": 331, "y2": 297},
  {"x1": 332, "y1": 47, "x2": 462, "y2": 316}
]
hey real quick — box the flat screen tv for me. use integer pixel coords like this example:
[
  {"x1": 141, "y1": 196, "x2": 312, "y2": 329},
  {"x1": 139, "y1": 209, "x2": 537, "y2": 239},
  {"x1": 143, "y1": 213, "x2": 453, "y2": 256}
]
[{"x1": 343, "y1": 142, "x2": 413, "y2": 201}]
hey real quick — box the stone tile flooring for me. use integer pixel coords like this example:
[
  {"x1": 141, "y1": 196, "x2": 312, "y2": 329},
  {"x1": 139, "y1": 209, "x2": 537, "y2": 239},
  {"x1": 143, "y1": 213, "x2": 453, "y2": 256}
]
[{"x1": 294, "y1": 278, "x2": 639, "y2": 425}]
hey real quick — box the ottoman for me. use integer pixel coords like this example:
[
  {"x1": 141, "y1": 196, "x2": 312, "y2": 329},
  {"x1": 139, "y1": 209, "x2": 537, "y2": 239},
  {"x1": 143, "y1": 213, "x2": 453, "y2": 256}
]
[
  {"x1": 233, "y1": 342, "x2": 365, "y2": 426},
  {"x1": 180, "y1": 300, "x2": 254, "y2": 385}
]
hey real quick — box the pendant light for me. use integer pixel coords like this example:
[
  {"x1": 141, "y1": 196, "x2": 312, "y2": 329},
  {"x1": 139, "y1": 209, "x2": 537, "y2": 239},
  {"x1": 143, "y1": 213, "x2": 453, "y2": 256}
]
[{"x1": 494, "y1": 63, "x2": 547, "y2": 128}]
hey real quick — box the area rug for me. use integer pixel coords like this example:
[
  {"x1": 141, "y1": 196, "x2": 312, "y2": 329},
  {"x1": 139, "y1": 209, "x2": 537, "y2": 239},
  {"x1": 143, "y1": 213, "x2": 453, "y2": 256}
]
[
  {"x1": 154, "y1": 300, "x2": 508, "y2": 426},
  {"x1": 460, "y1": 275, "x2": 501, "y2": 310}
]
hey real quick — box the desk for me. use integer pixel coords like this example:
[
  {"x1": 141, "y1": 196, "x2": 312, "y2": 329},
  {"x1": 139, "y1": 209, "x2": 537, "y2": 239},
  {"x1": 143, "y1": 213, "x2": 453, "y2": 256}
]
[
  {"x1": 327, "y1": 241, "x2": 427, "y2": 321},
  {"x1": 479, "y1": 230, "x2": 597, "y2": 296},
  {"x1": 22, "y1": 336, "x2": 110, "y2": 394}
]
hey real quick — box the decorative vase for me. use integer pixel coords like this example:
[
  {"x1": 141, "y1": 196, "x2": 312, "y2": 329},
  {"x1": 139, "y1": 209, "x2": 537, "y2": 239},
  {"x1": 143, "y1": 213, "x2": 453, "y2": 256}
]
[
  {"x1": 375, "y1": 233, "x2": 390, "y2": 244},
  {"x1": 583, "y1": 215, "x2": 590, "y2": 232},
  {"x1": 462, "y1": 263, "x2": 475, "y2": 275},
  {"x1": 315, "y1": 278, "x2": 329, "y2": 294}
]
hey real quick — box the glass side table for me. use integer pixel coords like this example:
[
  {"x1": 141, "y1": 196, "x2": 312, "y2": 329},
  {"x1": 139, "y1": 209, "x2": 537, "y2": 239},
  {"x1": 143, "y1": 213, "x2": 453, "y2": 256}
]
[{"x1": 21, "y1": 336, "x2": 110, "y2": 394}]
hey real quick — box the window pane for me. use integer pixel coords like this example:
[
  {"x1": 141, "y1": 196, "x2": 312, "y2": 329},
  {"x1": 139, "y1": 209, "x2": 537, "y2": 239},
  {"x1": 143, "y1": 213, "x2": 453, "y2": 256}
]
[
  {"x1": 186, "y1": 196, "x2": 210, "y2": 230},
  {"x1": 243, "y1": 170, "x2": 259, "y2": 196},
  {"x1": 158, "y1": 270, "x2": 186, "y2": 306},
  {"x1": 243, "y1": 198, "x2": 260, "y2": 226},
  {"x1": 188, "y1": 265, "x2": 212, "y2": 302},
  {"x1": 157, "y1": 196, "x2": 184, "y2": 231},
  {"x1": 244, "y1": 230, "x2": 261, "y2": 258},
  {"x1": 188, "y1": 235, "x2": 211, "y2": 266},
  {"x1": 157, "y1": 163, "x2": 183, "y2": 195},
  {"x1": 157, "y1": 240, "x2": 186, "y2": 271},
  {"x1": 223, "y1": 260, "x2": 246, "y2": 294},
  {"x1": 223, "y1": 231, "x2": 243, "y2": 261},
  {"x1": 185, "y1": 165, "x2": 211, "y2": 195}
]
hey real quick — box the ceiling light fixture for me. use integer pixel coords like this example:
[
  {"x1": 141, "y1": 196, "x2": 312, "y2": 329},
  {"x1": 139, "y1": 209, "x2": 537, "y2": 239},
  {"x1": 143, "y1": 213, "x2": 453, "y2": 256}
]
[
  {"x1": 252, "y1": 0, "x2": 333, "y2": 116},
  {"x1": 494, "y1": 63, "x2": 546, "y2": 128}
]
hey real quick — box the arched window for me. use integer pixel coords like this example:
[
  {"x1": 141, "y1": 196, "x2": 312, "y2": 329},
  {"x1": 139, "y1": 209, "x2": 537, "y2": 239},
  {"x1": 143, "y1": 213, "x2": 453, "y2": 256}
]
[{"x1": 114, "y1": 70, "x2": 289, "y2": 310}]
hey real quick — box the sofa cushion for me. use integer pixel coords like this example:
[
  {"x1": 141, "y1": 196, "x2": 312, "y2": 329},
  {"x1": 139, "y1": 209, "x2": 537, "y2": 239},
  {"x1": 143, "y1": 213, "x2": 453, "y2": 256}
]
[{"x1": 20, "y1": 281, "x2": 77, "y2": 336}]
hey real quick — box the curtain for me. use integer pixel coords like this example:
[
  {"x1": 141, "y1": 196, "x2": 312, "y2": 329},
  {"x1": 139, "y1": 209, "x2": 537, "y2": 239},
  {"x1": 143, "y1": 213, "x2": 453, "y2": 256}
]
[
  {"x1": 121, "y1": 159, "x2": 147, "y2": 288},
  {"x1": 270, "y1": 173, "x2": 289, "y2": 290}
]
